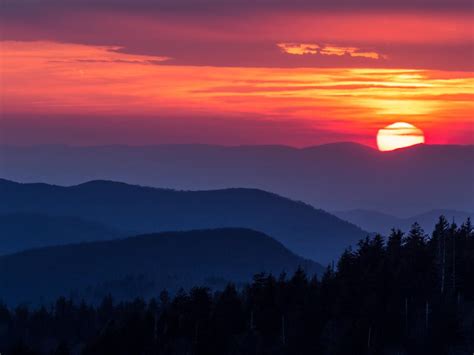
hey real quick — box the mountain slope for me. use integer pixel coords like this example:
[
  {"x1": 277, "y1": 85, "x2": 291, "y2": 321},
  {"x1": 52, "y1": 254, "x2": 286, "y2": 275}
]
[
  {"x1": 0, "y1": 213, "x2": 122, "y2": 255},
  {"x1": 0, "y1": 228, "x2": 322, "y2": 305},
  {"x1": 333, "y1": 209, "x2": 473, "y2": 235},
  {"x1": 1, "y1": 143, "x2": 472, "y2": 215},
  {"x1": 0, "y1": 179, "x2": 367, "y2": 263}
]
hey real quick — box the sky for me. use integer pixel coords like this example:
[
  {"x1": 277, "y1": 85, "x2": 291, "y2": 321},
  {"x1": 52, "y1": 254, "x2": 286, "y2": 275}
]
[{"x1": 0, "y1": 0, "x2": 473, "y2": 147}]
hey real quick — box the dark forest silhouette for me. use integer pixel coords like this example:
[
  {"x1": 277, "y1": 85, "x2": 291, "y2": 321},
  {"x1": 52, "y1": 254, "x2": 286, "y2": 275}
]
[{"x1": 1, "y1": 217, "x2": 473, "y2": 355}]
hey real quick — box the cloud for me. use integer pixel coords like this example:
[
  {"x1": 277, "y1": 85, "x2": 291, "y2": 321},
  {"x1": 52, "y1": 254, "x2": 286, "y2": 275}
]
[
  {"x1": 2, "y1": 0, "x2": 472, "y2": 14},
  {"x1": 1, "y1": 7, "x2": 472, "y2": 70},
  {"x1": 0, "y1": 113, "x2": 367, "y2": 148},
  {"x1": 277, "y1": 43, "x2": 320, "y2": 55},
  {"x1": 279, "y1": 43, "x2": 387, "y2": 60},
  {"x1": 321, "y1": 46, "x2": 387, "y2": 59}
]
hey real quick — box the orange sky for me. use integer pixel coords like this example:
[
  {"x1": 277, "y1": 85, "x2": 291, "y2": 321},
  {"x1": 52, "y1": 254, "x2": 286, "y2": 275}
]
[
  {"x1": 1, "y1": 1, "x2": 473, "y2": 147},
  {"x1": 1, "y1": 40, "x2": 472, "y2": 147}
]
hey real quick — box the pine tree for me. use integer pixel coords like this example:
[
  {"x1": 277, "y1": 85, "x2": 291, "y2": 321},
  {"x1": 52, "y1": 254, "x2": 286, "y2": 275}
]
[{"x1": 432, "y1": 216, "x2": 449, "y2": 294}]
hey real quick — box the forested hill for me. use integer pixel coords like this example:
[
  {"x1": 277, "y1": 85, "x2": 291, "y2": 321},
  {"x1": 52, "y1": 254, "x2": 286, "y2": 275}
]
[
  {"x1": 0, "y1": 178, "x2": 367, "y2": 263},
  {"x1": 0, "y1": 228, "x2": 322, "y2": 305}
]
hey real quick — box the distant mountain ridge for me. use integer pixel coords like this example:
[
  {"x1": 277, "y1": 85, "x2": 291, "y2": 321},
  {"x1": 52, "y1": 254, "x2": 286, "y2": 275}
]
[
  {"x1": 0, "y1": 213, "x2": 122, "y2": 255},
  {"x1": 333, "y1": 209, "x2": 473, "y2": 235},
  {"x1": 1, "y1": 143, "x2": 472, "y2": 215},
  {"x1": 0, "y1": 228, "x2": 322, "y2": 305},
  {"x1": 0, "y1": 178, "x2": 367, "y2": 264}
]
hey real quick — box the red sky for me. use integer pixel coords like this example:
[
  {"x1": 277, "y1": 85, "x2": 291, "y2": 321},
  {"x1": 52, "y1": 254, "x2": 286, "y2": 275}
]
[{"x1": 1, "y1": 0, "x2": 473, "y2": 147}]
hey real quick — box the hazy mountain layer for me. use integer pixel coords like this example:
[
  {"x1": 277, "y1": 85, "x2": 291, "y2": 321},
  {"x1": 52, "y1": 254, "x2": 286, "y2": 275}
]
[
  {"x1": 1, "y1": 143, "x2": 472, "y2": 215},
  {"x1": 333, "y1": 209, "x2": 473, "y2": 235},
  {"x1": 0, "y1": 178, "x2": 367, "y2": 263},
  {"x1": 0, "y1": 228, "x2": 322, "y2": 305},
  {"x1": 0, "y1": 213, "x2": 122, "y2": 255}
]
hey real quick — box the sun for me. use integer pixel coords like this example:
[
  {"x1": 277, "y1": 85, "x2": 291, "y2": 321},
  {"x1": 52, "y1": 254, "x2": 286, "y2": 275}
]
[{"x1": 376, "y1": 122, "x2": 425, "y2": 151}]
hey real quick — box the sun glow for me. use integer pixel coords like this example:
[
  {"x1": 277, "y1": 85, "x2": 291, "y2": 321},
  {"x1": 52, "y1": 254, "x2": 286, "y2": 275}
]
[
  {"x1": 1, "y1": 41, "x2": 472, "y2": 146},
  {"x1": 377, "y1": 122, "x2": 425, "y2": 151}
]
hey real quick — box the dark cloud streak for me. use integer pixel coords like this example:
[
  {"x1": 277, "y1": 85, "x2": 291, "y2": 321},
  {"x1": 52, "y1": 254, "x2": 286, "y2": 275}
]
[
  {"x1": 2, "y1": 0, "x2": 472, "y2": 14},
  {"x1": 1, "y1": 0, "x2": 472, "y2": 71},
  {"x1": 0, "y1": 114, "x2": 368, "y2": 147}
]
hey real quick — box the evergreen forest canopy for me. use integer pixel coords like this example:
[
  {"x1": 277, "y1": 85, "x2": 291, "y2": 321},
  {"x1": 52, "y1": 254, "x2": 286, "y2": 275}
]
[{"x1": 1, "y1": 217, "x2": 473, "y2": 355}]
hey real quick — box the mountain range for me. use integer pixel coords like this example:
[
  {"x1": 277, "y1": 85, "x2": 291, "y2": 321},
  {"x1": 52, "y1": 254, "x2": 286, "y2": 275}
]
[
  {"x1": 332, "y1": 209, "x2": 473, "y2": 235},
  {"x1": 0, "y1": 178, "x2": 367, "y2": 264},
  {"x1": 0, "y1": 213, "x2": 121, "y2": 255},
  {"x1": 1, "y1": 143, "x2": 472, "y2": 215},
  {"x1": 0, "y1": 228, "x2": 321, "y2": 305}
]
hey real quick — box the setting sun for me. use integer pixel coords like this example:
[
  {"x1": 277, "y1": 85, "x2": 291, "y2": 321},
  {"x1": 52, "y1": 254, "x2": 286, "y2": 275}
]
[{"x1": 376, "y1": 122, "x2": 425, "y2": 151}]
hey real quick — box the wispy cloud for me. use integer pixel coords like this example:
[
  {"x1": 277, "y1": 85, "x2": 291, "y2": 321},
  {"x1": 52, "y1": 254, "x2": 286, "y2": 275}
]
[
  {"x1": 277, "y1": 43, "x2": 320, "y2": 55},
  {"x1": 321, "y1": 46, "x2": 386, "y2": 59},
  {"x1": 279, "y1": 43, "x2": 387, "y2": 60}
]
